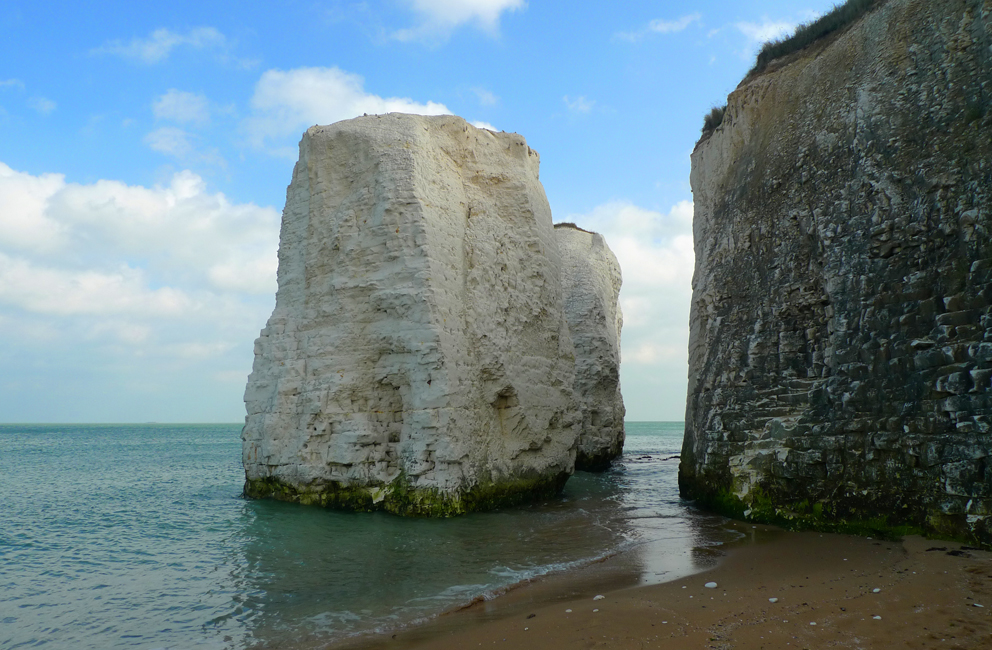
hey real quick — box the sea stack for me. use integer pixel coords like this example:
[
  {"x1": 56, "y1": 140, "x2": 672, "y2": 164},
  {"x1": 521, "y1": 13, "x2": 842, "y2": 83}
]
[
  {"x1": 682, "y1": 0, "x2": 992, "y2": 545},
  {"x1": 243, "y1": 113, "x2": 580, "y2": 516},
  {"x1": 554, "y1": 224, "x2": 625, "y2": 469}
]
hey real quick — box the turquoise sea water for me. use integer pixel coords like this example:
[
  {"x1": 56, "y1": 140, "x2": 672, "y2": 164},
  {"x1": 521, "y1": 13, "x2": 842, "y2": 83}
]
[{"x1": 0, "y1": 422, "x2": 733, "y2": 649}]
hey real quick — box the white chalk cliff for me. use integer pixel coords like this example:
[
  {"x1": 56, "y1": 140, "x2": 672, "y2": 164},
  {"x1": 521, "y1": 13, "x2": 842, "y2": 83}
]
[
  {"x1": 554, "y1": 224, "x2": 625, "y2": 469},
  {"x1": 242, "y1": 113, "x2": 581, "y2": 515}
]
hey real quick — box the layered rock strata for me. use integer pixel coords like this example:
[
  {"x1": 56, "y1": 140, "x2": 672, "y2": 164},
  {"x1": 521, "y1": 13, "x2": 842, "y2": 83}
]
[
  {"x1": 682, "y1": 0, "x2": 992, "y2": 545},
  {"x1": 243, "y1": 114, "x2": 580, "y2": 516},
  {"x1": 554, "y1": 224, "x2": 625, "y2": 469}
]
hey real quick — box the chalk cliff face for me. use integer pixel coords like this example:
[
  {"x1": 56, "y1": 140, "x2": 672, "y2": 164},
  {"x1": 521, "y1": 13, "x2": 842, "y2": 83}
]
[
  {"x1": 682, "y1": 0, "x2": 992, "y2": 544},
  {"x1": 554, "y1": 224, "x2": 625, "y2": 469},
  {"x1": 243, "y1": 113, "x2": 580, "y2": 516}
]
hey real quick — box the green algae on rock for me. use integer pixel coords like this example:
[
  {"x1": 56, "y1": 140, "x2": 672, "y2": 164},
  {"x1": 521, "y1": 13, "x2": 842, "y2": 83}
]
[
  {"x1": 682, "y1": 0, "x2": 992, "y2": 547},
  {"x1": 244, "y1": 470, "x2": 571, "y2": 517}
]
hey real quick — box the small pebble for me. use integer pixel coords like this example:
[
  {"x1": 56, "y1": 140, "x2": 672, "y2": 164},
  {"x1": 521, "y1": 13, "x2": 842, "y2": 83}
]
[
  {"x1": 768, "y1": 598, "x2": 779, "y2": 603},
  {"x1": 873, "y1": 616, "x2": 882, "y2": 620},
  {"x1": 565, "y1": 609, "x2": 572, "y2": 613},
  {"x1": 662, "y1": 621, "x2": 668, "y2": 624},
  {"x1": 524, "y1": 627, "x2": 528, "y2": 631},
  {"x1": 974, "y1": 603, "x2": 984, "y2": 608},
  {"x1": 593, "y1": 595, "x2": 605, "y2": 601},
  {"x1": 810, "y1": 622, "x2": 816, "y2": 626},
  {"x1": 872, "y1": 588, "x2": 881, "y2": 593},
  {"x1": 593, "y1": 608, "x2": 599, "y2": 613},
  {"x1": 704, "y1": 582, "x2": 718, "y2": 589}
]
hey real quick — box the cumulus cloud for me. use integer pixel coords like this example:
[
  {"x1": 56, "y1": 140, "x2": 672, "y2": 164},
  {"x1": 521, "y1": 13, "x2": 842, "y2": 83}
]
[
  {"x1": 93, "y1": 27, "x2": 228, "y2": 64},
  {"x1": 0, "y1": 254, "x2": 193, "y2": 317},
  {"x1": 153, "y1": 89, "x2": 210, "y2": 125},
  {"x1": 243, "y1": 66, "x2": 451, "y2": 153},
  {"x1": 0, "y1": 164, "x2": 67, "y2": 253},
  {"x1": 0, "y1": 79, "x2": 24, "y2": 89},
  {"x1": 0, "y1": 163, "x2": 280, "y2": 299},
  {"x1": 565, "y1": 200, "x2": 694, "y2": 418},
  {"x1": 394, "y1": 0, "x2": 525, "y2": 40},
  {"x1": 0, "y1": 161, "x2": 279, "y2": 419},
  {"x1": 471, "y1": 120, "x2": 497, "y2": 131}
]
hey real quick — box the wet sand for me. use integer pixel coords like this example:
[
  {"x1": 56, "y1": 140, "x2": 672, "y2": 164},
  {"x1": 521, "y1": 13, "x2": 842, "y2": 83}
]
[{"x1": 336, "y1": 523, "x2": 992, "y2": 650}]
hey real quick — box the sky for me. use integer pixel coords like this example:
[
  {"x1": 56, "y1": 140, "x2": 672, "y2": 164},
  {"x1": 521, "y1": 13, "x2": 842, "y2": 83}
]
[{"x1": 0, "y1": 0, "x2": 841, "y2": 423}]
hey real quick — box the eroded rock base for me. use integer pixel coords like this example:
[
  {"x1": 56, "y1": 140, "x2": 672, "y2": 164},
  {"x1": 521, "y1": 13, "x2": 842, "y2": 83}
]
[{"x1": 244, "y1": 471, "x2": 570, "y2": 517}]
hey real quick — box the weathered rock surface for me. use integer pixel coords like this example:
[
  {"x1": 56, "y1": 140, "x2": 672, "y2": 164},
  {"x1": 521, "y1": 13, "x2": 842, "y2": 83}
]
[
  {"x1": 681, "y1": 0, "x2": 992, "y2": 545},
  {"x1": 243, "y1": 113, "x2": 580, "y2": 516},
  {"x1": 554, "y1": 224, "x2": 625, "y2": 469}
]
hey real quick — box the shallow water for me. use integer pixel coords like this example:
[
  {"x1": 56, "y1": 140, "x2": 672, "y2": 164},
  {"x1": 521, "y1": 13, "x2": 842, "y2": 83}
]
[{"x1": 0, "y1": 422, "x2": 733, "y2": 649}]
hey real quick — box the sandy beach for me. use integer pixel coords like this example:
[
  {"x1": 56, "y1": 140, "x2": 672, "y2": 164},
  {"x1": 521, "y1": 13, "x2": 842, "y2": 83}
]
[{"x1": 337, "y1": 523, "x2": 992, "y2": 650}]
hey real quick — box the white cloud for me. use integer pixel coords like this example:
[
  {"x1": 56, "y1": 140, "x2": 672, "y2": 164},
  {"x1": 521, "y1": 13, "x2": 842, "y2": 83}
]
[
  {"x1": 93, "y1": 27, "x2": 227, "y2": 64},
  {"x1": 649, "y1": 13, "x2": 701, "y2": 34},
  {"x1": 0, "y1": 254, "x2": 193, "y2": 317},
  {"x1": 145, "y1": 126, "x2": 195, "y2": 157},
  {"x1": 207, "y1": 254, "x2": 279, "y2": 294},
  {"x1": 244, "y1": 66, "x2": 451, "y2": 153},
  {"x1": 0, "y1": 163, "x2": 284, "y2": 422},
  {"x1": 394, "y1": 0, "x2": 525, "y2": 40},
  {"x1": 471, "y1": 120, "x2": 497, "y2": 131},
  {"x1": 28, "y1": 97, "x2": 56, "y2": 115},
  {"x1": 0, "y1": 164, "x2": 280, "y2": 298},
  {"x1": 0, "y1": 79, "x2": 25, "y2": 90},
  {"x1": 472, "y1": 87, "x2": 499, "y2": 106},
  {"x1": 617, "y1": 12, "x2": 700, "y2": 41},
  {"x1": 89, "y1": 321, "x2": 153, "y2": 344},
  {"x1": 0, "y1": 161, "x2": 279, "y2": 418},
  {"x1": 144, "y1": 127, "x2": 226, "y2": 166},
  {"x1": 0, "y1": 163, "x2": 68, "y2": 253},
  {"x1": 565, "y1": 200, "x2": 694, "y2": 417},
  {"x1": 168, "y1": 341, "x2": 235, "y2": 359},
  {"x1": 563, "y1": 95, "x2": 594, "y2": 113},
  {"x1": 736, "y1": 19, "x2": 796, "y2": 46},
  {"x1": 153, "y1": 89, "x2": 210, "y2": 125}
]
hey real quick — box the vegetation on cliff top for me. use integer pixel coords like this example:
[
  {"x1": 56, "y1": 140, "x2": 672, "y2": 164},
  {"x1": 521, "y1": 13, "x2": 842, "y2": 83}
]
[
  {"x1": 700, "y1": 0, "x2": 883, "y2": 141},
  {"x1": 748, "y1": 0, "x2": 882, "y2": 78},
  {"x1": 700, "y1": 105, "x2": 727, "y2": 140}
]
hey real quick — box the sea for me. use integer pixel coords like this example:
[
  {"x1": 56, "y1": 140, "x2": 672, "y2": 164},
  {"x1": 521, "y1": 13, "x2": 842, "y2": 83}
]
[{"x1": 0, "y1": 422, "x2": 739, "y2": 649}]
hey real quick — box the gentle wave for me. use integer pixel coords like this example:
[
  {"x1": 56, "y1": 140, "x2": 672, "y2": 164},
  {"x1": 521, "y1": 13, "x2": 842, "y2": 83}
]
[{"x1": 0, "y1": 422, "x2": 732, "y2": 649}]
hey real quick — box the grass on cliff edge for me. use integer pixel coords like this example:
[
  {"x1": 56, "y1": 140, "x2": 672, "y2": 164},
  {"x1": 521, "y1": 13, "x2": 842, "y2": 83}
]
[
  {"x1": 700, "y1": 105, "x2": 727, "y2": 139},
  {"x1": 700, "y1": 0, "x2": 882, "y2": 140},
  {"x1": 749, "y1": 0, "x2": 881, "y2": 78}
]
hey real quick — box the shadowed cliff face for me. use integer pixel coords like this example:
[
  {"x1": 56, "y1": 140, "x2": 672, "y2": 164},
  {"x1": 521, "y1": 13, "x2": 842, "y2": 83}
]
[{"x1": 682, "y1": 0, "x2": 992, "y2": 545}]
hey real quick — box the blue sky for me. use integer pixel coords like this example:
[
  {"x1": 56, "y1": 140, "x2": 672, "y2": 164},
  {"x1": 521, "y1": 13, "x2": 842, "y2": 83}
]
[{"x1": 0, "y1": 1, "x2": 838, "y2": 422}]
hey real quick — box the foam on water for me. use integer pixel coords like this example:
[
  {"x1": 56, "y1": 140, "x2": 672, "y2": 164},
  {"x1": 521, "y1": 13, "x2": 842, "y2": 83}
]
[{"x1": 0, "y1": 422, "x2": 733, "y2": 649}]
